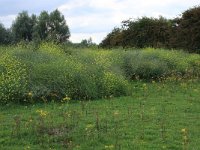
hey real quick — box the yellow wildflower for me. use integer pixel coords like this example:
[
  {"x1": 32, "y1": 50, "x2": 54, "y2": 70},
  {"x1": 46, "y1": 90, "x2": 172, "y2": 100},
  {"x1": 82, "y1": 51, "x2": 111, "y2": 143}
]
[
  {"x1": 183, "y1": 135, "x2": 187, "y2": 140},
  {"x1": 85, "y1": 124, "x2": 94, "y2": 130},
  {"x1": 28, "y1": 92, "x2": 33, "y2": 97},
  {"x1": 181, "y1": 128, "x2": 186, "y2": 133},
  {"x1": 113, "y1": 110, "x2": 119, "y2": 116},
  {"x1": 36, "y1": 109, "x2": 48, "y2": 118},
  {"x1": 62, "y1": 96, "x2": 71, "y2": 102},
  {"x1": 105, "y1": 145, "x2": 114, "y2": 149}
]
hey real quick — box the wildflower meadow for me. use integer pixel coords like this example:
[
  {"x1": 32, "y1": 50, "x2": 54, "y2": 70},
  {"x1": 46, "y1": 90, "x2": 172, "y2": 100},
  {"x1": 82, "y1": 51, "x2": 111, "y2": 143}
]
[{"x1": 0, "y1": 43, "x2": 200, "y2": 149}]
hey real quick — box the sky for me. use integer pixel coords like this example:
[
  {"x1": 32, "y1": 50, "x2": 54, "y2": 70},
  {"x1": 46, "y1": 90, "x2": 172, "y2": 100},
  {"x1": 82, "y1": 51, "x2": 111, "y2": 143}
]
[{"x1": 0, "y1": 0, "x2": 199, "y2": 43}]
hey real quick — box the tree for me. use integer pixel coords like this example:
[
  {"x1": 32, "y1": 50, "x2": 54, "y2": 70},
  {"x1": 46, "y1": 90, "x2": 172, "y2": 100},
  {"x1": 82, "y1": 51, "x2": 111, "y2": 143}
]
[
  {"x1": 11, "y1": 11, "x2": 36, "y2": 42},
  {"x1": 100, "y1": 17, "x2": 171, "y2": 49},
  {"x1": 80, "y1": 37, "x2": 95, "y2": 47},
  {"x1": 175, "y1": 6, "x2": 200, "y2": 53},
  {"x1": 121, "y1": 17, "x2": 171, "y2": 48},
  {"x1": 0, "y1": 23, "x2": 13, "y2": 44},
  {"x1": 37, "y1": 11, "x2": 49, "y2": 40},
  {"x1": 11, "y1": 10, "x2": 70, "y2": 44},
  {"x1": 47, "y1": 9, "x2": 70, "y2": 43},
  {"x1": 100, "y1": 27, "x2": 124, "y2": 48}
]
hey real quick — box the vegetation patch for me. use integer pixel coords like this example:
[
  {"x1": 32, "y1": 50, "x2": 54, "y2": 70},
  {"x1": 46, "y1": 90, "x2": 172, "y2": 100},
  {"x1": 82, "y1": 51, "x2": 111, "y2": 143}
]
[
  {"x1": 0, "y1": 44, "x2": 200, "y2": 104},
  {"x1": 0, "y1": 80, "x2": 199, "y2": 149}
]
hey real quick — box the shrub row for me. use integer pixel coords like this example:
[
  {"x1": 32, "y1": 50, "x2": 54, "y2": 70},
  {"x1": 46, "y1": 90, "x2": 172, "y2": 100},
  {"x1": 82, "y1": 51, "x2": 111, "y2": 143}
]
[
  {"x1": 0, "y1": 43, "x2": 130, "y2": 104},
  {"x1": 122, "y1": 48, "x2": 200, "y2": 80},
  {"x1": 0, "y1": 44, "x2": 200, "y2": 104}
]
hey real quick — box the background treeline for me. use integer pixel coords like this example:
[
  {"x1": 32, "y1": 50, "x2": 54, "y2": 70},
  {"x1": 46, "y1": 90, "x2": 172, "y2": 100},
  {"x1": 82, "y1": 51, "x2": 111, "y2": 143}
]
[
  {"x1": 0, "y1": 6, "x2": 200, "y2": 53},
  {"x1": 0, "y1": 9, "x2": 70, "y2": 45},
  {"x1": 100, "y1": 6, "x2": 200, "y2": 54}
]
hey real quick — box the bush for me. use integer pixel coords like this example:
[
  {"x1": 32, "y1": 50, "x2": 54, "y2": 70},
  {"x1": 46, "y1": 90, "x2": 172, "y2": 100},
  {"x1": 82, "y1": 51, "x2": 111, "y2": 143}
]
[
  {"x1": 0, "y1": 54, "x2": 28, "y2": 104},
  {"x1": 0, "y1": 44, "x2": 199, "y2": 104},
  {"x1": 0, "y1": 44, "x2": 130, "y2": 104},
  {"x1": 28, "y1": 53, "x2": 130, "y2": 101},
  {"x1": 122, "y1": 48, "x2": 200, "y2": 80}
]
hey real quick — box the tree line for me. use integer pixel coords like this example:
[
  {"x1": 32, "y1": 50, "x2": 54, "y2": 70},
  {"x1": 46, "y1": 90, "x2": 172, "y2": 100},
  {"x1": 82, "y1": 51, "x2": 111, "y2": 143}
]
[
  {"x1": 100, "y1": 6, "x2": 200, "y2": 53},
  {"x1": 0, "y1": 6, "x2": 200, "y2": 53},
  {"x1": 0, "y1": 9, "x2": 70, "y2": 45}
]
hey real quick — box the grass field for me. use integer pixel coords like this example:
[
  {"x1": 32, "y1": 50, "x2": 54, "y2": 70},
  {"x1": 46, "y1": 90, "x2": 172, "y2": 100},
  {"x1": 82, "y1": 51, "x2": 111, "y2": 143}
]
[
  {"x1": 1, "y1": 80, "x2": 200, "y2": 150},
  {"x1": 0, "y1": 43, "x2": 200, "y2": 149}
]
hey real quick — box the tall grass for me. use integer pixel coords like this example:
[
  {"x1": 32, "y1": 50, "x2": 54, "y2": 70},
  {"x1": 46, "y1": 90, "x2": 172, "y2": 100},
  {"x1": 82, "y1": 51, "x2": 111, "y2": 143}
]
[
  {"x1": 0, "y1": 44, "x2": 199, "y2": 104},
  {"x1": 0, "y1": 43, "x2": 130, "y2": 104},
  {"x1": 122, "y1": 48, "x2": 200, "y2": 80}
]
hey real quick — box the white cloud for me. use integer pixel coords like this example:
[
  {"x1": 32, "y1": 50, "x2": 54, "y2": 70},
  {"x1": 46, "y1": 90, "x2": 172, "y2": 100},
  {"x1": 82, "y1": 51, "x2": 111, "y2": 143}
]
[
  {"x1": 58, "y1": 0, "x2": 86, "y2": 12},
  {"x1": 0, "y1": 15, "x2": 16, "y2": 28},
  {"x1": 58, "y1": 0, "x2": 199, "y2": 43},
  {"x1": 0, "y1": 0, "x2": 199, "y2": 43},
  {"x1": 70, "y1": 32, "x2": 107, "y2": 44}
]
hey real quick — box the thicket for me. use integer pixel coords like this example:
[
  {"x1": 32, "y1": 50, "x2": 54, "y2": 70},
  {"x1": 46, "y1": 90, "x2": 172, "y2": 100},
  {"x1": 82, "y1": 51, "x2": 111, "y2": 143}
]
[
  {"x1": 100, "y1": 6, "x2": 200, "y2": 54},
  {"x1": 0, "y1": 43, "x2": 130, "y2": 104},
  {"x1": 0, "y1": 43, "x2": 200, "y2": 104}
]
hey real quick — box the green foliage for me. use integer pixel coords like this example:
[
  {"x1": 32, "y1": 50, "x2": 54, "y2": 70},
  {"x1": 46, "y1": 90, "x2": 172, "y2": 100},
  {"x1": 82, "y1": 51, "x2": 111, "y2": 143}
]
[
  {"x1": 100, "y1": 6, "x2": 200, "y2": 53},
  {"x1": 10, "y1": 10, "x2": 70, "y2": 44},
  {"x1": 11, "y1": 11, "x2": 36, "y2": 42},
  {"x1": 0, "y1": 23, "x2": 13, "y2": 44},
  {"x1": 80, "y1": 37, "x2": 96, "y2": 48},
  {"x1": 122, "y1": 48, "x2": 200, "y2": 80},
  {"x1": 0, "y1": 43, "x2": 130, "y2": 104},
  {"x1": 0, "y1": 54, "x2": 28, "y2": 104},
  {"x1": 37, "y1": 11, "x2": 49, "y2": 40},
  {"x1": 175, "y1": 6, "x2": 200, "y2": 53},
  {"x1": 47, "y1": 9, "x2": 70, "y2": 43},
  {"x1": 100, "y1": 28, "x2": 124, "y2": 48},
  {"x1": 100, "y1": 17, "x2": 171, "y2": 49},
  {"x1": 0, "y1": 43, "x2": 200, "y2": 104}
]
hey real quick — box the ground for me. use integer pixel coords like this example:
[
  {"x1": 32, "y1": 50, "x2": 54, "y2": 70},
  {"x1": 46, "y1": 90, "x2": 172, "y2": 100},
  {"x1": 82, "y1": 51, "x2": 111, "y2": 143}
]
[{"x1": 0, "y1": 80, "x2": 199, "y2": 150}]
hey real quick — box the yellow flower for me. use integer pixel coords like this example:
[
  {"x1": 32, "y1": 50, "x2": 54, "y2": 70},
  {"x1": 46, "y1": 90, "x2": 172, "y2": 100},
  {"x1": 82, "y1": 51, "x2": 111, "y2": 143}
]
[
  {"x1": 142, "y1": 83, "x2": 148, "y2": 90},
  {"x1": 113, "y1": 110, "x2": 119, "y2": 116},
  {"x1": 105, "y1": 145, "x2": 114, "y2": 149},
  {"x1": 24, "y1": 146, "x2": 30, "y2": 150},
  {"x1": 28, "y1": 92, "x2": 33, "y2": 97},
  {"x1": 193, "y1": 89, "x2": 198, "y2": 92},
  {"x1": 62, "y1": 96, "x2": 71, "y2": 102},
  {"x1": 181, "y1": 128, "x2": 186, "y2": 133},
  {"x1": 36, "y1": 109, "x2": 48, "y2": 117},
  {"x1": 143, "y1": 83, "x2": 147, "y2": 87},
  {"x1": 85, "y1": 124, "x2": 94, "y2": 130},
  {"x1": 183, "y1": 135, "x2": 187, "y2": 140}
]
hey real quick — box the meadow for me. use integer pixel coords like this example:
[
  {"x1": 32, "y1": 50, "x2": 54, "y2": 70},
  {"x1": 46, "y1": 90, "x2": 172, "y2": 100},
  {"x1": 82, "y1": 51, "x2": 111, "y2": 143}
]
[{"x1": 0, "y1": 43, "x2": 200, "y2": 149}]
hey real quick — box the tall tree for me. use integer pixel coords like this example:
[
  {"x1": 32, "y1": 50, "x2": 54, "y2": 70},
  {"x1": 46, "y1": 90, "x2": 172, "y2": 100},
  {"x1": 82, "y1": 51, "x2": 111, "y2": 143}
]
[
  {"x1": 48, "y1": 9, "x2": 70, "y2": 43},
  {"x1": 176, "y1": 6, "x2": 200, "y2": 53},
  {"x1": 0, "y1": 23, "x2": 12, "y2": 44},
  {"x1": 121, "y1": 17, "x2": 171, "y2": 48},
  {"x1": 37, "y1": 11, "x2": 49, "y2": 40},
  {"x1": 11, "y1": 11, "x2": 36, "y2": 42},
  {"x1": 100, "y1": 27, "x2": 124, "y2": 48}
]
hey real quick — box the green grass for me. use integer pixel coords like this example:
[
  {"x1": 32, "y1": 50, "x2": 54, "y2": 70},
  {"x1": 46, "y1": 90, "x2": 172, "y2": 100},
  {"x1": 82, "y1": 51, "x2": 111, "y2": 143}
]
[
  {"x1": 0, "y1": 43, "x2": 200, "y2": 149},
  {"x1": 1, "y1": 80, "x2": 199, "y2": 150}
]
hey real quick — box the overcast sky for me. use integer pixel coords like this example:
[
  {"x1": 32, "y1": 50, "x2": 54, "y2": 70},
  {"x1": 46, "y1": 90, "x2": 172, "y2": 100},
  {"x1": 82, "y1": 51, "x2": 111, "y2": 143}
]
[{"x1": 0, "y1": 0, "x2": 199, "y2": 43}]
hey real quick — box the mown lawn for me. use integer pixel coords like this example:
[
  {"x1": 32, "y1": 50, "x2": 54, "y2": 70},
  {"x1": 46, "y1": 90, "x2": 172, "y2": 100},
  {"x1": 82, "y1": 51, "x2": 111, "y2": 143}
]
[{"x1": 0, "y1": 81, "x2": 200, "y2": 150}]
